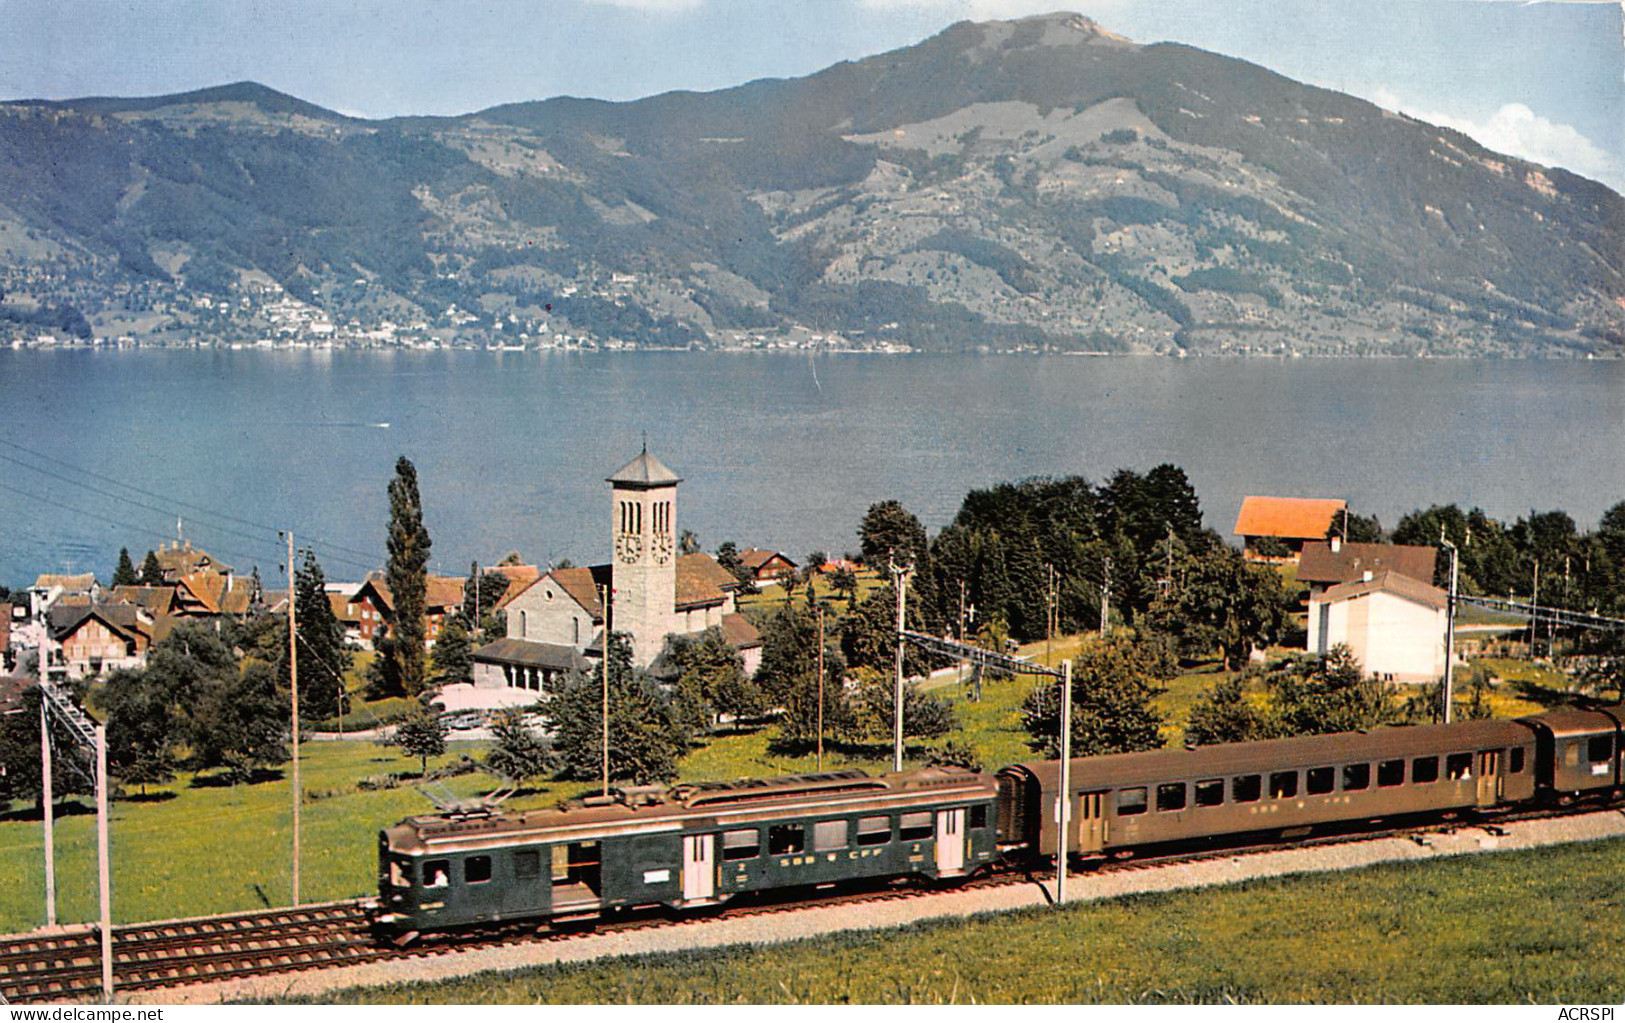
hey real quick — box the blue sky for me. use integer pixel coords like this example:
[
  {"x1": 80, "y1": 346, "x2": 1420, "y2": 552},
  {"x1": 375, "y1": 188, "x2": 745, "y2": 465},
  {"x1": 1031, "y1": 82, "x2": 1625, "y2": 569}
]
[{"x1": 3, "y1": 0, "x2": 1621, "y2": 190}]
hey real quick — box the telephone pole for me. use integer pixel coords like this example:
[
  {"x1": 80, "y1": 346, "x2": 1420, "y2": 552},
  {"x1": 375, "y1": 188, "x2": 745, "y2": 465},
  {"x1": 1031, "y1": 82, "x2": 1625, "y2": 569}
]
[
  {"x1": 890, "y1": 556, "x2": 911, "y2": 773},
  {"x1": 1056, "y1": 659, "x2": 1073, "y2": 905},
  {"x1": 816, "y1": 604, "x2": 825, "y2": 771},
  {"x1": 1099, "y1": 556, "x2": 1112, "y2": 636},
  {"x1": 285, "y1": 532, "x2": 300, "y2": 906},
  {"x1": 41, "y1": 700, "x2": 55, "y2": 927},
  {"x1": 600, "y1": 584, "x2": 611, "y2": 796},
  {"x1": 1440, "y1": 532, "x2": 1459, "y2": 724}
]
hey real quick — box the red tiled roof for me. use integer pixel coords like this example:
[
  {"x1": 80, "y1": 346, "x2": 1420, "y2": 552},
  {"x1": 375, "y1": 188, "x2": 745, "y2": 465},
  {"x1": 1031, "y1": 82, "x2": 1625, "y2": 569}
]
[
  {"x1": 549, "y1": 566, "x2": 611, "y2": 618},
  {"x1": 425, "y1": 576, "x2": 465, "y2": 612},
  {"x1": 720, "y1": 612, "x2": 762, "y2": 650},
  {"x1": 32, "y1": 573, "x2": 96, "y2": 591},
  {"x1": 1297, "y1": 542, "x2": 1437, "y2": 587},
  {"x1": 110, "y1": 585, "x2": 178, "y2": 617},
  {"x1": 676, "y1": 553, "x2": 736, "y2": 608},
  {"x1": 1234, "y1": 496, "x2": 1346, "y2": 540},
  {"x1": 739, "y1": 548, "x2": 796, "y2": 571}
]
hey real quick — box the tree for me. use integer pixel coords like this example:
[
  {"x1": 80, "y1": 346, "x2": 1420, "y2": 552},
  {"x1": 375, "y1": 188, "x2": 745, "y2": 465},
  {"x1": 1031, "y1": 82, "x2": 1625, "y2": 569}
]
[
  {"x1": 839, "y1": 583, "x2": 933, "y2": 675},
  {"x1": 679, "y1": 529, "x2": 703, "y2": 555},
  {"x1": 0, "y1": 688, "x2": 94, "y2": 810},
  {"x1": 293, "y1": 548, "x2": 350, "y2": 723},
  {"x1": 830, "y1": 565, "x2": 860, "y2": 606},
  {"x1": 460, "y1": 561, "x2": 510, "y2": 638},
  {"x1": 1269, "y1": 646, "x2": 1397, "y2": 736},
  {"x1": 1022, "y1": 634, "x2": 1169, "y2": 758},
  {"x1": 1329, "y1": 511, "x2": 1384, "y2": 544},
  {"x1": 392, "y1": 707, "x2": 448, "y2": 775},
  {"x1": 384, "y1": 456, "x2": 433, "y2": 696},
  {"x1": 191, "y1": 659, "x2": 290, "y2": 783},
  {"x1": 858, "y1": 500, "x2": 928, "y2": 569},
  {"x1": 715, "y1": 541, "x2": 753, "y2": 590},
  {"x1": 103, "y1": 668, "x2": 181, "y2": 792},
  {"x1": 139, "y1": 550, "x2": 164, "y2": 586},
  {"x1": 849, "y1": 669, "x2": 955, "y2": 744},
  {"x1": 431, "y1": 616, "x2": 475, "y2": 688},
  {"x1": 552, "y1": 633, "x2": 686, "y2": 784},
  {"x1": 1184, "y1": 675, "x2": 1277, "y2": 746},
  {"x1": 112, "y1": 548, "x2": 138, "y2": 587},
  {"x1": 484, "y1": 709, "x2": 556, "y2": 785},
  {"x1": 1149, "y1": 543, "x2": 1286, "y2": 669},
  {"x1": 666, "y1": 627, "x2": 759, "y2": 733}
]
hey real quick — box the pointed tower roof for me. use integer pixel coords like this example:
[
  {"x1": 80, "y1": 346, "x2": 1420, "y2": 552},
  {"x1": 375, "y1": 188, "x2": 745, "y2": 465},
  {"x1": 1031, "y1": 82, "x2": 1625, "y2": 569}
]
[{"x1": 607, "y1": 448, "x2": 682, "y2": 488}]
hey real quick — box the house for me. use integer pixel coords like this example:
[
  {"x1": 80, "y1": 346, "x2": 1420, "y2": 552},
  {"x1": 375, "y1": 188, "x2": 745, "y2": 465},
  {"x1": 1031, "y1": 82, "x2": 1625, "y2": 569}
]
[
  {"x1": 109, "y1": 584, "x2": 180, "y2": 619},
  {"x1": 152, "y1": 540, "x2": 231, "y2": 583},
  {"x1": 1308, "y1": 570, "x2": 1448, "y2": 683},
  {"x1": 44, "y1": 604, "x2": 154, "y2": 681},
  {"x1": 1234, "y1": 496, "x2": 1347, "y2": 562},
  {"x1": 0, "y1": 676, "x2": 30, "y2": 715},
  {"x1": 1298, "y1": 539, "x2": 1438, "y2": 652},
  {"x1": 739, "y1": 549, "x2": 797, "y2": 584},
  {"x1": 28, "y1": 573, "x2": 100, "y2": 621},
  {"x1": 328, "y1": 591, "x2": 364, "y2": 645},
  {"x1": 472, "y1": 449, "x2": 763, "y2": 698},
  {"x1": 347, "y1": 573, "x2": 465, "y2": 648}
]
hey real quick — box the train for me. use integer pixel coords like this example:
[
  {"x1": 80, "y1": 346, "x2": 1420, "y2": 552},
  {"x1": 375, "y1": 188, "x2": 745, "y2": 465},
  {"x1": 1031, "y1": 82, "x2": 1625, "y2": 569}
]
[{"x1": 374, "y1": 704, "x2": 1622, "y2": 941}]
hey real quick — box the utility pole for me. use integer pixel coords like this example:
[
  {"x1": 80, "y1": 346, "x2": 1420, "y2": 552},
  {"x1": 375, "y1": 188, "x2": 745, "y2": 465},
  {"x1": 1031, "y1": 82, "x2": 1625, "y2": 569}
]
[
  {"x1": 40, "y1": 699, "x2": 55, "y2": 927},
  {"x1": 600, "y1": 584, "x2": 611, "y2": 797},
  {"x1": 1045, "y1": 563, "x2": 1057, "y2": 669},
  {"x1": 1099, "y1": 556, "x2": 1112, "y2": 636},
  {"x1": 285, "y1": 532, "x2": 300, "y2": 907},
  {"x1": 1440, "y1": 531, "x2": 1459, "y2": 724},
  {"x1": 1530, "y1": 558, "x2": 1541, "y2": 659},
  {"x1": 957, "y1": 579, "x2": 967, "y2": 698},
  {"x1": 890, "y1": 555, "x2": 911, "y2": 773},
  {"x1": 1056, "y1": 659, "x2": 1073, "y2": 906},
  {"x1": 816, "y1": 604, "x2": 825, "y2": 771},
  {"x1": 95, "y1": 724, "x2": 112, "y2": 1002}
]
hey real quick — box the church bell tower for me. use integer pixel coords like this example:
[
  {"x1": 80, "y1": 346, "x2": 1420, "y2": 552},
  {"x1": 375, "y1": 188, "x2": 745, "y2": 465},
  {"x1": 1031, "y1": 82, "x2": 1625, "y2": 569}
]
[{"x1": 607, "y1": 447, "x2": 681, "y2": 667}]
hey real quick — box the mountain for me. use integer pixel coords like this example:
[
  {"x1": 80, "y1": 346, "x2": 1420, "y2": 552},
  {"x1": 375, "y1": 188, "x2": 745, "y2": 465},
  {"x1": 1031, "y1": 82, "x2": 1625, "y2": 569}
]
[{"x1": 1, "y1": 12, "x2": 1621, "y2": 355}]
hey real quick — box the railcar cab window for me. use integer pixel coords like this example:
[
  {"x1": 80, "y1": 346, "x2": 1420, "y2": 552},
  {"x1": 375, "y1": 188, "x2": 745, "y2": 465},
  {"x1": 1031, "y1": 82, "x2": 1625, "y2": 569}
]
[
  {"x1": 1412, "y1": 756, "x2": 1440, "y2": 784},
  {"x1": 389, "y1": 859, "x2": 409, "y2": 887},
  {"x1": 1378, "y1": 759, "x2": 1405, "y2": 787},
  {"x1": 1343, "y1": 763, "x2": 1371, "y2": 791},
  {"x1": 969, "y1": 804, "x2": 989, "y2": 829},
  {"x1": 1269, "y1": 771, "x2": 1298, "y2": 799},
  {"x1": 1306, "y1": 766, "x2": 1335, "y2": 795},
  {"x1": 1232, "y1": 774, "x2": 1262, "y2": 803},
  {"x1": 465, "y1": 855, "x2": 493, "y2": 884},
  {"x1": 857, "y1": 817, "x2": 891, "y2": 846},
  {"x1": 1157, "y1": 783, "x2": 1187, "y2": 812},
  {"x1": 899, "y1": 812, "x2": 934, "y2": 841},
  {"x1": 1589, "y1": 736, "x2": 1614, "y2": 764},
  {"x1": 1194, "y1": 779, "x2": 1224, "y2": 807},
  {"x1": 423, "y1": 860, "x2": 450, "y2": 888},
  {"x1": 813, "y1": 820, "x2": 847, "y2": 852},
  {"x1": 768, "y1": 824, "x2": 805, "y2": 856},
  {"x1": 1117, "y1": 787, "x2": 1148, "y2": 816},
  {"x1": 723, "y1": 829, "x2": 760, "y2": 860},
  {"x1": 514, "y1": 850, "x2": 541, "y2": 881},
  {"x1": 1510, "y1": 747, "x2": 1526, "y2": 773},
  {"x1": 1450, "y1": 752, "x2": 1478, "y2": 779}
]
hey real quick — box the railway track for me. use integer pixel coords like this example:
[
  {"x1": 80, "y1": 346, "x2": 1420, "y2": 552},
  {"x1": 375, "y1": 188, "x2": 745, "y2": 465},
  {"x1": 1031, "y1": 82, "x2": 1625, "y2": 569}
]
[{"x1": 0, "y1": 803, "x2": 1615, "y2": 1004}]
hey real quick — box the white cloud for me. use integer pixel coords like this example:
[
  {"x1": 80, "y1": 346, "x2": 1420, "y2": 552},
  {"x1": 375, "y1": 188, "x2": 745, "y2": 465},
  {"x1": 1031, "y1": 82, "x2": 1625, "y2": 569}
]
[{"x1": 1370, "y1": 87, "x2": 1622, "y2": 189}]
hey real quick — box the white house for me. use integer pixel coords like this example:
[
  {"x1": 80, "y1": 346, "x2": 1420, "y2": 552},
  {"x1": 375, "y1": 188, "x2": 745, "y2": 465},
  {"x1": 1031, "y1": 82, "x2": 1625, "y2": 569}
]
[{"x1": 1308, "y1": 570, "x2": 1447, "y2": 683}]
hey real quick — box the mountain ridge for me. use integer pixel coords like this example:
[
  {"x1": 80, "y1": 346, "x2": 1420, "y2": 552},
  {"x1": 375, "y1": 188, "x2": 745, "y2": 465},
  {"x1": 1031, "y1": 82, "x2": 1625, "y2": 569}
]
[{"x1": 1, "y1": 11, "x2": 1620, "y2": 355}]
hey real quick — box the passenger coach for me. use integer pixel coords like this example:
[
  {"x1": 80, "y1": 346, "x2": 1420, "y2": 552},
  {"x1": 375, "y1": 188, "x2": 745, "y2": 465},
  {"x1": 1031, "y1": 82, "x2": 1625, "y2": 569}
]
[
  {"x1": 377, "y1": 767, "x2": 998, "y2": 938},
  {"x1": 998, "y1": 719, "x2": 1539, "y2": 859}
]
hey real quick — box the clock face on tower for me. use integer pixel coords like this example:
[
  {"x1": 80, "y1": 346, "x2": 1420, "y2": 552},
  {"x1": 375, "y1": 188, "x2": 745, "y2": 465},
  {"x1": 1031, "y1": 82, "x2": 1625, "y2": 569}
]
[
  {"x1": 615, "y1": 533, "x2": 643, "y2": 564},
  {"x1": 652, "y1": 531, "x2": 673, "y2": 564}
]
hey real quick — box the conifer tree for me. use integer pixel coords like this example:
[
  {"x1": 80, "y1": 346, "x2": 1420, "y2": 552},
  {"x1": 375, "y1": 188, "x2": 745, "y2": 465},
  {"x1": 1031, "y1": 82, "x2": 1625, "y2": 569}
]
[
  {"x1": 113, "y1": 547, "x2": 138, "y2": 587},
  {"x1": 292, "y1": 548, "x2": 350, "y2": 722},
  {"x1": 139, "y1": 549, "x2": 164, "y2": 586},
  {"x1": 384, "y1": 456, "x2": 432, "y2": 695}
]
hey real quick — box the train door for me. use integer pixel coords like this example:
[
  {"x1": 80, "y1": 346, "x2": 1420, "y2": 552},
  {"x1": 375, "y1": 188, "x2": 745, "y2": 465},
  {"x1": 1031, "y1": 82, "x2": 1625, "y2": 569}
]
[
  {"x1": 1075, "y1": 791, "x2": 1108, "y2": 854},
  {"x1": 1475, "y1": 750, "x2": 1503, "y2": 807},
  {"x1": 934, "y1": 809, "x2": 966, "y2": 874},
  {"x1": 682, "y1": 833, "x2": 716, "y2": 901}
]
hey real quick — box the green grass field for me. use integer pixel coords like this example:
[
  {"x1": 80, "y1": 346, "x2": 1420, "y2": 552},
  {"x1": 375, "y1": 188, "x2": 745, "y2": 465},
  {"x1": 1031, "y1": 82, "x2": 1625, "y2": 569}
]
[{"x1": 295, "y1": 836, "x2": 1625, "y2": 1004}]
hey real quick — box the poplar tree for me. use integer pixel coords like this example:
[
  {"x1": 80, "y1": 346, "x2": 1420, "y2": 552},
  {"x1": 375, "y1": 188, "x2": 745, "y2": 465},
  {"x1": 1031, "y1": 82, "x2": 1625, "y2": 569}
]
[{"x1": 385, "y1": 456, "x2": 432, "y2": 696}]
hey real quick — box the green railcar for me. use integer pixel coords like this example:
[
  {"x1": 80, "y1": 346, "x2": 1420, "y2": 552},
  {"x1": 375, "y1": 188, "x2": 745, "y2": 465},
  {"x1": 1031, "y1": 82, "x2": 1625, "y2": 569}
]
[{"x1": 376, "y1": 767, "x2": 1000, "y2": 938}]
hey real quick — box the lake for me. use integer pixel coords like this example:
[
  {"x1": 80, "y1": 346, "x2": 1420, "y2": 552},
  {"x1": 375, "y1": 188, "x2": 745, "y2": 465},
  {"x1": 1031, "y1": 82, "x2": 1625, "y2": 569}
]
[{"x1": 1, "y1": 349, "x2": 1621, "y2": 589}]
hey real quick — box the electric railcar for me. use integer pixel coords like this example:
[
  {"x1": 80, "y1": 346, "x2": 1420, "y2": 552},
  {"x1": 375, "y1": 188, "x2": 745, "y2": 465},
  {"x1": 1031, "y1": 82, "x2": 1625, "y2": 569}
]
[{"x1": 376, "y1": 706, "x2": 1623, "y2": 940}]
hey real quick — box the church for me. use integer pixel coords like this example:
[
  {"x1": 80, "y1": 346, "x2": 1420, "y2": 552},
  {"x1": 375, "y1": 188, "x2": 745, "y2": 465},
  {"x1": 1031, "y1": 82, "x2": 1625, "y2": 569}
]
[{"x1": 470, "y1": 449, "x2": 762, "y2": 696}]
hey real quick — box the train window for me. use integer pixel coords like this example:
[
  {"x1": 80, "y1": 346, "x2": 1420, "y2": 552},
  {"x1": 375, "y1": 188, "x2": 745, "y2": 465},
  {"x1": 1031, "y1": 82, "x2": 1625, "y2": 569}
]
[
  {"x1": 856, "y1": 817, "x2": 891, "y2": 846},
  {"x1": 1510, "y1": 748, "x2": 1526, "y2": 774},
  {"x1": 813, "y1": 820, "x2": 848, "y2": 852},
  {"x1": 1117, "y1": 787, "x2": 1148, "y2": 816},
  {"x1": 1412, "y1": 756, "x2": 1440, "y2": 784},
  {"x1": 514, "y1": 850, "x2": 541, "y2": 881},
  {"x1": 722, "y1": 829, "x2": 760, "y2": 860},
  {"x1": 465, "y1": 855, "x2": 493, "y2": 885},
  {"x1": 1342, "y1": 764, "x2": 1370, "y2": 790},
  {"x1": 1269, "y1": 771, "x2": 1298, "y2": 799},
  {"x1": 1156, "y1": 783, "x2": 1186, "y2": 812},
  {"x1": 1589, "y1": 736, "x2": 1614, "y2": 763},
  {"x1": 1565, "y1": 743, "x2": 1581, "y2": 766},
  {"x1": 900, "y1": 812, "x2": 934, "y2": 841},
  {"x1": 1446, "y1": 753, "x2": 1472, "y2": 780},
  {"x1": 768, "y1": 824, "x2": 805, "y2": 856},
  {"x1": 1194, "y1": 779, "x2": 1224, "y2": 807},
  {"x1": 1232, "y1": 775, "x2": 1261, "y2": 803},
  {"x1": 1306, "y1": 767, "x2": 1335, "y2": 795},
  {"x1": 969, "y1": 805, "x2": 988, "y2": 829},
  {"x1": 423, "y1": 859, "x2": 450, "y2": 888},
  {"x1": 1377, "y1": 759, "x2": 1405, "y2": 787}
]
